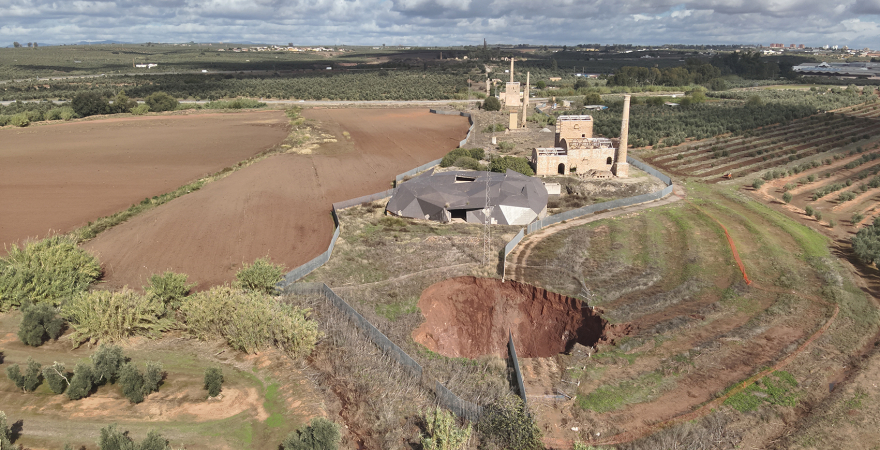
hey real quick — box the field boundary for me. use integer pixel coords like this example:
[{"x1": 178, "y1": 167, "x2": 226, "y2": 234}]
[
  {"x1": 508, "y1": 331, "x2": 528, "y2": 406},
  {"x1": 502, "y1": 156, "x2": 674, "y2": 278},
  {"x1": 282, "y1": 281, "x2": 484, "y2": 421}
]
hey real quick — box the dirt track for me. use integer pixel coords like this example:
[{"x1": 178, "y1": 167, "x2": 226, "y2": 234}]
[
  {"x1": 84, "y1": 108, "x2": 469, "y2": 289},
  {"x1": 0, "y1": 111, "x2": 290, "y2": 251}
]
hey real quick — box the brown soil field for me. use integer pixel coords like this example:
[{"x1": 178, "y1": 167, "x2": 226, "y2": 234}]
[
  {"x1": 84, "y1": 108, "x2": 469, "y2": 290},
  {"x1": 412, "y1": 276, "x2": 619, "y2": 359},
  {"x1": 0, "y1": 111, "x2": 290, "y2": 251}
]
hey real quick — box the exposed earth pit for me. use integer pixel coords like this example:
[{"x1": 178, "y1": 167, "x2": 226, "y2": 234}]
[{"x1": 413, "y1": 276, "x2": 622, "y2": 358}]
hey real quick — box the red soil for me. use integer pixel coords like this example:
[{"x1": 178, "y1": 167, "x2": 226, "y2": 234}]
[
  {"x1": 84, "y1": 108, "x2": 469, "y2": 289},
  {"x1": 412, "y1": 276, "x2": 620, "y2": 358},
  {"x1": 0, "y1": 111, "x2": 290, "y2": 251}
]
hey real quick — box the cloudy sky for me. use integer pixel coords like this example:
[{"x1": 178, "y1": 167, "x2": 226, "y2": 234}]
[{"x1": 2, "y1": 0, "x2": 880, "y2": 48}]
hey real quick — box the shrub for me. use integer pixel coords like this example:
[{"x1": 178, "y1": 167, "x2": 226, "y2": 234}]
[
  {"x1": 42, "y1": 362, "x2": 69, "y2": 394},
  {"x1": 118, "y1": 363, "x2": 145, "y2": 404},
  {"x1": 6, "y1": 357, "x2": 42, "y2": 392},
  {"x1": 91, "y1": 344, "x2": 126, "y2": 385},
  {"x1": 482, "y1": 96, "x2": 501, "y2": 111},
  {"x1": 0, "y1": 411, "x2": 16, "y2": 450},
  {"x1": 18, "y1": 302, "x2": 64, "y2": 346},
  {"x1": 9, "y1": 112, "x2": 30, "y2": 127},
  {"x1": 752, "y1": 179, "x2": 765, "y2": 189},
  {"x1": 420, "y1": 407, "x2": 471, "y2": 450},
  {"x1": 814, "y1": 211, "x2": 823, "y2": 221},
  {"x1": 204, "y1": 367, "x2": 223, "y2": 397},
  {"x1": 144, "y1": 361, "x2": 163, "y2": 394},
  {"x1": 181, "y1": 286, "x2": 319, "y2": 357},
  {"x1": 478, "y1": 396, "x2": 542, "y2": 450},
  {"x1": 144, "y1": 92, "x2": 179, "y2": 112},
  {"x1": 782, "y1": 192, "x2": 792, "y2": 203},
  {"x1": 71, "y1": 92, "x2": 111, "y2": 117},
  {"x1": 807, "y1": 174, "x2": 816, "y2": 182},
  {"x1": 852, "y1": 212, "x2": 864, "y2": 224},
  {"x1": 805, "y1": 206, "x2": 814, "y2": 216},
  {"x1": 489, "y1": 156, "x2": 534, "y2": 176},
  {"x1": 66, "y1": 362, "x2": 95, "y2": 400},
  {"x1": 440, "y1": 148, "x2": 484, "y2": 167},
  {"x1": 838, "y1": 192, "x2": 857, "y2": 203},
  {"x1": 46, "y1": 106, "x2": 77, "y2": 121},
  {"x1": 482, "y1": 123, "x2": 505, "y2": 133},
  {"x1": 130, "y1": 104, "x2": 150, "y2": 115},
  {"x1": 112, "y1": 92, "x2": 138, "y2": 113},
  {"x1": 497, "y1": 141, "x2": 515, "y2": 152},
  {"x1": 235, "y1": 257, "x2": 286, "y2": 294},
  {"x1": 0, "y1": 236, "x2": 102, "y2": 310},
  {"x1": 145, "y1": 271, "x2": 194, "y2": 310},
  {"x1": 98, "y1": 424, "x2": 168, "y2": 450},
  {"x1": 452, "y1": 156, "x2": 481, "y2": 170},
  {"x1": 282, "y1": 417, "x2": 341, "y2": 450},
  {"x1": 62, "y1": 289, "x2": 171, "y2": 347},
  {"x1": 829, "y1": 219, "x2": 836, "y2": 228}
]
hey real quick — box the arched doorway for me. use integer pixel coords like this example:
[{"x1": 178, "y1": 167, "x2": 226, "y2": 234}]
[
  {"x1": 606, "y1": 157, "x2": 613, "y2": 165},
  {"x1": 558, "y1": 163, "x2": 566, "y2": 174}
]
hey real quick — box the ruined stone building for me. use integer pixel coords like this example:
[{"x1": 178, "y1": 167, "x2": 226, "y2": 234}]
[
  {"x1": 531, "y1": 95, "x2": 631, "y2": 178},
  {"x1": 500, "y1": 59, "x2": 521, "y2": 107}
]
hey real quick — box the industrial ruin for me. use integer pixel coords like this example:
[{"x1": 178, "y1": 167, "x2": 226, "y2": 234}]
[{"x1": 531, "y1": 95, "x2": 631, "y2": 178}]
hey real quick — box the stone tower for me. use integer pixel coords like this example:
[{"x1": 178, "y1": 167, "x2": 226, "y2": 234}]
[
  {"x1": 521, "y1": 72, "x2": 530, "y2": 128},
  {"x1": 611, "y1": 94, "x2": 631, "y2": 177}
]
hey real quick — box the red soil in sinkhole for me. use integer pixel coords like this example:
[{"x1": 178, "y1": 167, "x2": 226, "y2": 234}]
[{"x1": 413, "y1": 276, "x2": 624, "y2": 358}]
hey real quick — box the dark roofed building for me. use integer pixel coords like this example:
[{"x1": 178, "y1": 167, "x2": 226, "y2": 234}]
[{"x1": 386, "y1": 169, "x2": 548, "y2": 225}]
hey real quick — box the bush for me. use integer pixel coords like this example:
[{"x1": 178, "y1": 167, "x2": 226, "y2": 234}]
[
  {"x1": 144, "y1": 361, "x2": 163, "y2": 394},
  {"x1": 282, "y1": 417, "x2": 341, "y2": 450},
  {"x1": 6, "y1": 357, "x2": 42, "y2": 392},
  {"x1": 204, "y1": 367, "x2": 223, "y2": 397},
  {"x1": 181, "y1": 286, "x2": 319, "y2": 357},
  {"x1": 829, "y1": 219, "x2": 836, "y2": 228},
  {"x1": 752, "y1": 179, "x2": 765, "y2": 189},
  {"x1": 452, "y1": 156, "x2": 481, "y2": 170},
  {"x1": 482, "y1": 123, "x2": 505, "y2": 132},
  {"x1": 440, "y1": 148, "x2": 485, "y2": 167},
  {"x1": 0, "y1": 411, "x2": 19, "y2": 450},
  {"x1": 18, "y1": 302, "x2": 64, "y2": 346},
  {"x1": 118, "y1": 363, "x2": 145, "y2": 404},
  {"x1": 478, "y1": 396, "x2": 542, "y2": 450},
  {"x1": 0, "y1": 235, "x2": 102, "y2": 311},
  {"x1": 98, "y1": 424, "x2": 168, "y2": 450},
  {"x1": 807, "y1": 174, "x2": 816, "y2": 182},
  {"x1": 805, "y1": 206, "x2": 814, "y2": 216},
  {"x1": 497, "y1": 141, "x2": 515, "y2": 152},
  {"x1": 144, "y1": 92, "x2": 179, "y2": 112},
  {"x1": 852, "y1": 213, "x2": 864, "y2": 224},
  {"x1": 62, "y1": 289, "x2": 171, "y2": 347},
  {"x1": 130, "y1": 104, "x2": 150, "y2": 115},
  {"x1": 91, "y1": 344, "x2": 126, "y2": 385},
  {"x1": 9, "y1": 112, "x2": 30, "y2": 127},
  {"x1": 42, "y1": 362, "x2": 69, "y2": 394},
  {"x1": 483, "y1": 96, "x2": 501, "y2": 111},
  {"x1": 72, "y1": 92, "x2": 111, "y2": 117},
  {"x1": 112, "y1": 92, "x2": 138, "y2": 114},
  {"x1": 782, "y1": 192, "x2": 792, "y2": 203},
  {"x1": 66, "y1": 362, "x2": 96, "y2": 400},
  {"x1": 234, "y1": 257, "x2": 285, "y2": 295},
  {"x1": 46, "y1": 106, "x2": 77, "y2": 121},
  {"x1": 489, "y1": 156, "x2": 535, "y2": 176},
  {"x1": 814, "y1": 211, "x2": 823, "y2": 221},
  {"x1": 420, "y1": 407, "x2": 471, "y2": 450},
  {"x1": 145, "y1": 271, "x2": 194, "y2": 310}
]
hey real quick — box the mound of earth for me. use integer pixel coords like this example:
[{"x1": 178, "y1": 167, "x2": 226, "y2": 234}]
[{"x1": 413, "y1": 276, "x2": 621, "y2": 358}]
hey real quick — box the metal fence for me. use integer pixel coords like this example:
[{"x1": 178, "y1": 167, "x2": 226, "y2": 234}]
[
  {"x1": 395, "y1": 159, "x2": 442, "y2": 186},
  {"x1": 283, "y1": 281, "x2": 484, "y2": 420},
  {"x1": 429, "y1": 109, "x2": 474, "y2": 148},
  {"x1": 505, "y1": 156, "x2": 675, "y2": 274},
  {"x1": 332, "y1": 188, "x2": 398, "y2": 210},
  {"x1": 508, "y1": 331, "x2": 527, "y2": 406}
]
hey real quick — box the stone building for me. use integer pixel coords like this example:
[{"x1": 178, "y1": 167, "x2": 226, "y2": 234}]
[{"x1": 531, "y1": 95, "x2": 631, "y2": 178}]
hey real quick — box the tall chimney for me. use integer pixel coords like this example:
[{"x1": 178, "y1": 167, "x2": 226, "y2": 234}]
[
  {"x1": 510, "y1": 58, "x2": 514, "y2": 83},
  {"x1": 612, "y1": 94, "x2": 631, "y2": 177},
  {"x1": 486, "y1": 76, "x2": 491, "y2": 97},
  {"x1": 521, "y1": 72, "x2": 530, "y2": 128}
]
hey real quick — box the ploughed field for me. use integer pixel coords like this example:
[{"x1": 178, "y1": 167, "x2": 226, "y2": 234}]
[
  {"x1": 84, "y1": 108, "x2": 469, "y2": 289},
  {"x1": 0, "y1": 111, "x2": 290, "y2": 252}
]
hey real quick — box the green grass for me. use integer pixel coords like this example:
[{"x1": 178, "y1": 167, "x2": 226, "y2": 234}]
[
  {"x1": 576, "y1": 370, "x2": 671, "y2": 413},
  {"x1": 724, "y1": 371, "x2": 800, "y2": 412},
  {"x1": 376, "y1": 296, "x2": 419, "y2": 322}
]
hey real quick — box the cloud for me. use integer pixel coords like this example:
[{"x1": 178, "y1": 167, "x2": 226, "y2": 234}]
[{"x1": 0, "y1": 0, "x2": 877, "y2": 48}]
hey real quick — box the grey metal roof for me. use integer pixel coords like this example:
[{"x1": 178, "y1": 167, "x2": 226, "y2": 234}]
[{"x1": 386, "y1": 169, "x2": 548, "y2": 225}]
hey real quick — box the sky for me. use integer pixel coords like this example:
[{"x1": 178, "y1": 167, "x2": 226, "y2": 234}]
[{"x1": 2, "y1": 0, "x2": 880, "y2": 49}]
